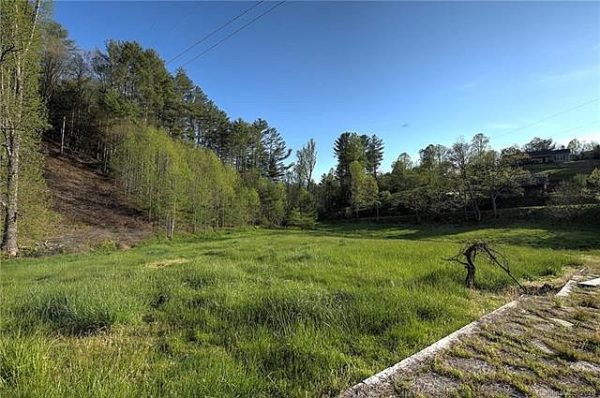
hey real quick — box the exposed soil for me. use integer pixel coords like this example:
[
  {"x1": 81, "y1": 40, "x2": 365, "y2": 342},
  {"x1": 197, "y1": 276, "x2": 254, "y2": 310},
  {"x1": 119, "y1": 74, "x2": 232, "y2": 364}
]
[
  {"x1": 41, "y1": 143, "x2": 152, "y2": 253},
  {"x1": 342, "y1": 261, "x2": 600, "y2": 398}
]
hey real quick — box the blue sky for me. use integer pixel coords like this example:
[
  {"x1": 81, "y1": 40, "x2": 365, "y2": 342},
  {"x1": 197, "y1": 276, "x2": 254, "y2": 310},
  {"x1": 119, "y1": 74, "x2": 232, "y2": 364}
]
[{"x1": 54, "y1": 1, "x2": 600, "y2": 177}]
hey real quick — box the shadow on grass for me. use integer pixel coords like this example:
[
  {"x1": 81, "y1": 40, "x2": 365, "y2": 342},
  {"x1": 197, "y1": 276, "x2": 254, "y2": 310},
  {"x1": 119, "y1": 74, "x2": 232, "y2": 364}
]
[{"x1": 310, "y1": 221, "x2": 600, "y2": 251}]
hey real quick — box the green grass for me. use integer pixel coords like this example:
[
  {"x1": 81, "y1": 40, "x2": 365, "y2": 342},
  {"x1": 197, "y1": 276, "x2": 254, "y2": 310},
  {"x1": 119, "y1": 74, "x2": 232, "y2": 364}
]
[
  {"x1": 1, "y1": 223, "x2": 598, "y2": 397},
  {"x1": 524, "y1": 159, "x2": 600, "y2": 183}
]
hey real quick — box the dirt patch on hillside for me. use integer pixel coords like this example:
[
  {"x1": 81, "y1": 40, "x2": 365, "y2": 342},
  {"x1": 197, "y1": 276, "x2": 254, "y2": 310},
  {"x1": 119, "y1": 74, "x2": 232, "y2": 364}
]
[{"x1": 42, "y1": 144, "x2": 152, "y2": 253}]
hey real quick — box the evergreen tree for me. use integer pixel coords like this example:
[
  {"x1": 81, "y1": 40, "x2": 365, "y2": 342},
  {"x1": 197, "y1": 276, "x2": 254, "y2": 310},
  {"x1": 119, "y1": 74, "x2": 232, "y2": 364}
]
[
  {"x1": 334, "y1": 132, "x2": 366, "y2": 205},
  {"x1": 261, "y1": 126, "x2": 292, "y2": 181},
  {"x1": 365, "y1": 134, "x2": 384, "y2": 179}
]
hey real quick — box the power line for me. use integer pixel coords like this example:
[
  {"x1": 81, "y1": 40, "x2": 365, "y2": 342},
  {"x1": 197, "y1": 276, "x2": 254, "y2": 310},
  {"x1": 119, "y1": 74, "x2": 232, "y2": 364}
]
[
  {"x1": 495, "y1": 97, "x2": 599, "y2": 138},
  {"x1": 167, "y1": 1, "x2": 265, "y2": 64},
  {"x1": 180, "y1": 1, "x2": 286, "y2": 68},
  {"x1": 150, "y1": 4, "x2": 197, "y2": 49},
  {"x1": 551, "y1": 119, "x2": 600, "y2": 139}
]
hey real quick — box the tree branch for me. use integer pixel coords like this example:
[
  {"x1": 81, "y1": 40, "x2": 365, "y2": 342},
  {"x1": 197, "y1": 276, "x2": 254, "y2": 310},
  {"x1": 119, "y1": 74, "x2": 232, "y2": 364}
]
[
  {"x1": 20, "y1": 0, "x2": 42, "y2": 57},
  {"x1": 0, "y1": 45, "x2": 20, "y2": 65}
]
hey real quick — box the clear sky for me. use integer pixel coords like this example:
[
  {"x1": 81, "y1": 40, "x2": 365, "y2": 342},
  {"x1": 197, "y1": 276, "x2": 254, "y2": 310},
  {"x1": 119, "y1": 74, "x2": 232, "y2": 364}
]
[{"x1": 54, "y1": 1, "x2": 600, "y2": 177}]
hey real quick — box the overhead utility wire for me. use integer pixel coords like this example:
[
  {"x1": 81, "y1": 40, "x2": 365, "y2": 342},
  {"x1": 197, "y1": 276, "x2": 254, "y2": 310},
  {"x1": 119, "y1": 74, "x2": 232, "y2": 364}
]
[
  {"x1": 167, "y1": 1, "x2": 265, "y2": 64},
  {"x1": 551, "y1": 119, "x2": 600, "y2": 139},
  {"x1": 495, "y1": 97, "x2": 599, "y2": 139},
  {"x1": 180, "y1": 1, "x2": 286, "y2": 67}
]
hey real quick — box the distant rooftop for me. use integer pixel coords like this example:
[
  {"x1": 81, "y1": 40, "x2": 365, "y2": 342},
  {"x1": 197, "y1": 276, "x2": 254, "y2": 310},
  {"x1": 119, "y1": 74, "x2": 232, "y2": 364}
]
[{"x1": 526, "y1": 148, "x2": 571, "y2": 156}]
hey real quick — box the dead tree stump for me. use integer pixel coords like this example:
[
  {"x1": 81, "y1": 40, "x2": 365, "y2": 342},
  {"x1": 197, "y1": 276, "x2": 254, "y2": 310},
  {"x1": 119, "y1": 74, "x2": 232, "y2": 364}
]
[
  {"x1": 463, "y1": 244, "x2": 478, "y2": 289},
  {"x1": 447, "y1": 241, "x2": 524, "y2": 292}
]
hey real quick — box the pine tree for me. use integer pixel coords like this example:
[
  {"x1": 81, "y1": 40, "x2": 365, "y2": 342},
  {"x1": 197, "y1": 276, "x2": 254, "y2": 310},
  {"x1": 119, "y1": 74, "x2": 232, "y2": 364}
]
[
  {"x1": 365, "y1": 134, "x2": 384, "y2": 179},
  {"x1": 261, "y1": 127, "x2": 291, "y2": 181}
]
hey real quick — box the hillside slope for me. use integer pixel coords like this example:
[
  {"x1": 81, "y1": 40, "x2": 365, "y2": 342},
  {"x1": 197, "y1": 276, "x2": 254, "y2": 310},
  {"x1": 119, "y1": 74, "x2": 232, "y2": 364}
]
[
  {"x1": 525, "y1": 159, "x2": 600, "y2": 183},
  {"x1": 43, "y1": 144, "x2": 152, "y2": 252}
]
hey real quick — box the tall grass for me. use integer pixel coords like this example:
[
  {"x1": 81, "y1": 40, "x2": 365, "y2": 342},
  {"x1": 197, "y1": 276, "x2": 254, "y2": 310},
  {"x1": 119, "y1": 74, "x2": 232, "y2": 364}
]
[{"x1": 1, "y1": 223, "x2": 595, "y2": 397}]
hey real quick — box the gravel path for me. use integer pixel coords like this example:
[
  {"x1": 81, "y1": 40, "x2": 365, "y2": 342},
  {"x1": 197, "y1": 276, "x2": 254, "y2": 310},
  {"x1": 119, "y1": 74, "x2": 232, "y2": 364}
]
[{"x1": 341, "y1": 262, "x2": 600, "y2": 398}]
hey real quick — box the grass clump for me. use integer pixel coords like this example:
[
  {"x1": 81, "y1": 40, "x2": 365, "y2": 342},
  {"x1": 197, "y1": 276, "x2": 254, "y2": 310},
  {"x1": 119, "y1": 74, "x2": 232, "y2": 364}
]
[{"x1": 16, "y1": 291, "x2": 119, "y2": 336}]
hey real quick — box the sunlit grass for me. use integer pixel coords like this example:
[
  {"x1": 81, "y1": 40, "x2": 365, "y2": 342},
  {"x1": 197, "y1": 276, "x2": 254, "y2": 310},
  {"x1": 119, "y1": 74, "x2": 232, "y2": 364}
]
[{"x1": 1, "y1": 223, "x2": 596, "y2": 397}]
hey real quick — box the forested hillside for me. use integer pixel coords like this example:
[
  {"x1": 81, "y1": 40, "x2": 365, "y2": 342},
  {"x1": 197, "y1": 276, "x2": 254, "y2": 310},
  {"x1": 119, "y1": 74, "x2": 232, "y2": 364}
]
[{"x1": 40, "y1": 26, "x2": 317, "y2": 234}]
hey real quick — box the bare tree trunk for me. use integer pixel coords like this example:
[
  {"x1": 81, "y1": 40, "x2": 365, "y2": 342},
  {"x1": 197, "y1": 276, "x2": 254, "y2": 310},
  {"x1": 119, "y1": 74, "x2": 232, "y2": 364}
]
[
  {"x1": 222, "y1": 204, "x2": 225, "y2": 228},
  {"x1": 2, "y1": 133, "x2": 20, "y2": 256},
  {"x1": 192, "y1": 208, "x2": 197, "y2": 234},
  {"x1": 473, "y1": 200, "x2": 481, "y2": 222},
  {"x1": 147, "y1": 176, "x2": 152, "y2": 222},
  {"x1": 166, "y1": 200, "x2": 176, "y2": 239},
  {"x1": 69, "y1": 108, "x2": 74, "y2": 146},
  {"x1": 60, "y1": 116, "x2": 66, "y2": 154},
  {"x1": 491, "y1": 194, "x2": 498, "y2": 218},
  {"x1": 166, "y1": 217, "x2": 175, "y2": 239},
  {"x1": 102, "y1": 142, "x2": 108, "y2": 173},
  {"x1": 465, "y1": 262, "x2": 475, "y2": 288},
  {"x1": 464, "y1": 246, "x2": 476, "y2": 289}
]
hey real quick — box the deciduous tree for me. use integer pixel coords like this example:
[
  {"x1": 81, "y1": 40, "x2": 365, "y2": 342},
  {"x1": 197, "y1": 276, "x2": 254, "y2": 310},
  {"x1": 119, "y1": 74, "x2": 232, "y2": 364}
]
[
  {"x1": 0, "y1": 0, "x2": 45, "y2": 256},
  {"x1": 524, "y1": 137, "x2": 555, "y2": 152}
]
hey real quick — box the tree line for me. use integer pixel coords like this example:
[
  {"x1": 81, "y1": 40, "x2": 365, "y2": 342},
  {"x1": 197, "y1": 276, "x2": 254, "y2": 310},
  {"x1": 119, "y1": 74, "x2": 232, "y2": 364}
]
[
  {"x1": 2, "y1": 2, "x2": 599, "y2": 256},
  {"x1": 316, "y1": 133, "x2": 600, "y2": 222}
]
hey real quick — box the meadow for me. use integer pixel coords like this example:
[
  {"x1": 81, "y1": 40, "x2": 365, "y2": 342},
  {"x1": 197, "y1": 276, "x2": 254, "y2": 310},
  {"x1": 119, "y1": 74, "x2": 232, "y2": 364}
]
[{"x1": 1, "y1": 222, "x2": 598, "y2": 397}]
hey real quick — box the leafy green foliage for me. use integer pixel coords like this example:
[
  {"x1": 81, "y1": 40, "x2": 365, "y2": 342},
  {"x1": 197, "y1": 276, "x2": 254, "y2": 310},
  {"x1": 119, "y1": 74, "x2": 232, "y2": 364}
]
[
  {"x1": 349, "y1": 161, "x2": 378, "y2": 216},
  {"x1": 256, "y1": 177, "x2": 286, "y2": 226},
  {"x1": 587, "y1": 168, "x2": 600, "y2": 200},
  {"x1": 111, "y1": 123, "x2": 258, "y2": 235}
]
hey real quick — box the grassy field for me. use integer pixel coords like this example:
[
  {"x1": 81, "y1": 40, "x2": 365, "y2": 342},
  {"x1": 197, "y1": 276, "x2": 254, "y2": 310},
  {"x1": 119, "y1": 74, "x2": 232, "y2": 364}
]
[{"x1": 1, "y1": 223, "x2": 599, "y2": 397}]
